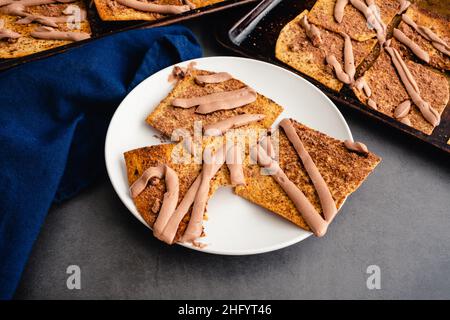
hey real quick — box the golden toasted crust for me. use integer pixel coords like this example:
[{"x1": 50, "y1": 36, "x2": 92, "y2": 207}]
[
  {"x1": 94, "y1": 0, "x2": 224, "y2": 21},
  {"x1": 275, "y1": 10, "x2": 377, "y2": 92},
  {"x1": 146, "y1": 68, "x2": 283, "y2": 137},
  {"x1": 235, "y1": 120, "x2": 381, "y2": 231},
  {"x1": 0, "y1": 1, "x2": 91, "y2": 59},
  {"x1": 392, "y1": 5, "x2": 450, "y2": 71},
  {"x1": 352, "y1": 49, "x2": 449, "y2": 135},
  {"x1": 124, "y1": 142, "x2": 229, "y2": 241},
  {"x1": 307, "y1": 0, "x2": 400, "y2": 41}
]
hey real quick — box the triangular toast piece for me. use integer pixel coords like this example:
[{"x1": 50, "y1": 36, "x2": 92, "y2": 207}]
[
  {"x1": 352, "y1": 49, "x2": 449, "y2": 135},
  {"x1": 146, "y1": 68, "x2": 283, "y2": 137},
  {"x1": 392, "y1": 5, "x2": 450, "y2": 71},
  {"x1": 307, "y1": 0, "x2": 400, "y2": 42},
  {"x1": 235, "y1": 119, "x2": 381, "y2": 232},
  {"x1": 0, "y1": 1, "x2": 91, "y2": 59},
  {"x1": 124, "y1": 143, "x2": 229, "y2": 242},
  {"x1": 276, "y1": 10, "x2": 377, "y2": 92}
]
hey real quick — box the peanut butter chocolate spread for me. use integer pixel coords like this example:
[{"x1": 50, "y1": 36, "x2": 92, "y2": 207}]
[
  {"x1": 1, "y1": 2, "x2": 87, "y2": 28},
  {"x1": 299, "y1": 14, "x2": 322, "y2": 47},
  {"x1": 157, "y1": 174, "x2": 201, "y2": 244},
  {"x1": 367, "y1": 98, "x2": 377, "y2": 110},
  {"x1": 280, "y1": 119, "x2": 337, "y2": 223},
  {"x1": 394, "y1": 99, "x2": 411, "y2": 119},
  {"x1": 226, "y1": 143, "x2": 245, "y2": 186},
  {"x1": 325, "y1": 32, "x2": 356, "y2": 85},
  {"x1": 393, "y1": 28, "x2": 430, "y2": 63},
  {"x1": 334, "y1": 0, "x2": 348, "y2": 23},
  {"x1": 326, "y1": 54, "x2": 351, "y2": 84},
  {"x1": 195, "y1": 72, "x2": 232, "y2": 85},
  {"x1": 130, "y1": 164, "x2": 182, "y2": 240},
  {"x1": 181, "y1": 144, "x2": 226, "y2": 243},
  {"x1": 343, "y1": 140, "x2": 369, "y2": 155},
  {"x1": 397, "y1": 0, "x2": 410, "y2": 15},
  {"x1": 172, "y1": 87, "x2": 257, "y2": 114},
  {"x1": 342, "y1": 33, "x2": 355, "y2": 82},
  {"x1": 385, "y1": 46, "x2": 440, "y2": 126},
  {"x1": 0, "y1": 19, "x2": 20, "y2": 39},
  {"x1": 152, "y1": 166, "x2": 179, "y2": 238},
  {"x1": 130, "y1": 165, "x2": 164, "y2": 198},
  {"x1": 116, "y1": 0, "x2": 190, "y2": 14},
  {"x1": 31, "y1": 26, "x2": 90, "y2": 41},
  {"x1": 354, "y1": 77, "x2": 372, "y2": 97},
  {"x1": 402, "y1": 14, "x2": 450, "y2": 57},
  {"x1": 349, "y1": 0, "x2": 386, "y2": 44},
  {"x1": 203, "y1": 114, "x2": 265, "y2": 136},
  {"x1": 0, "y1": 0, "x2": 90, "y2": 42}
]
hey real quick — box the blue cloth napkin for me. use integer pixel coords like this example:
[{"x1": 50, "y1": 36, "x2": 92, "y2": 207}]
[{"x1": 0, "y1": 26, "x2": 202, "y2": 299}]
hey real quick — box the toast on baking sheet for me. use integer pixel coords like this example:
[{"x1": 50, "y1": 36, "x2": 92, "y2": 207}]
[
  {"x1": 275, "y1": 9, "x2": 377, "y2": 92},
  {"x1": 0, "y1": 1, "x2": 91, "y2": 59}
]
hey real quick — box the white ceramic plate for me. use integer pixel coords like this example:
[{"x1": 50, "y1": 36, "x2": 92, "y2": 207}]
[{"x1": 105, "y1": 56, "x2": 352, "y2": 255}]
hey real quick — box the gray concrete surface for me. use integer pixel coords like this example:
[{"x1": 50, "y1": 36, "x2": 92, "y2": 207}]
[{"x1": 14, "y1": 12, "x2": 450, "y2": 300}]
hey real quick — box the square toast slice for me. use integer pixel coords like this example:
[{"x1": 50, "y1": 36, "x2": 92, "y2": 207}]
[
  {"x1": 352, "y1": 49, "x2": 449, "y2": 135},
  {"x1": 235, "y1": 119, "x2": 381, "y2": 232},
  {"x1": 146, "y1": 68, "x2": 283, "y2": 137},
  {"x1": 307, "y1": 0, "x2": 400, "y2": 42},
  {"x1": 275, "y1": 9, "x2": 377, "y2": 92},
  {"x1": 0, "y1": 1, "x2": 91, "y2": 59}
]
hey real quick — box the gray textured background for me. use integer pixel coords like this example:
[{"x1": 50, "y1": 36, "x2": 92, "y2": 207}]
[{"x1": 15, "y1": 10, "x2": 450, "y2": 300}]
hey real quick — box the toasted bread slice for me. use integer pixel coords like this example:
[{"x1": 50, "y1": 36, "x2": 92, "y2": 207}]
[
  {"x1": 392, "y1": 5, "x2": 450, "y2": 71},
  {"x1": 307, "y1": 0, "x2": 400, "y2": 42},
  {"x1": 0, "y1": 1, "x2": 91, "y2": 59},
  {"x1": 124, "y1": 141, "x2": 230, "y2": 242},
  {"x1": 146, "y1": 68, "x2": 283, "y2": 137},
  {"x1": 235, "y1": 119, "x2": 381, "y2": 232},
  {"x1": 94, "y1": 0, "x2": 224, "y2": 21},
  {"x1": 275, "y1": 10, "x2": 377, "y2": 92},
  {"x1": 352, "y1": 49, "x2": 449, "y2": 135}
]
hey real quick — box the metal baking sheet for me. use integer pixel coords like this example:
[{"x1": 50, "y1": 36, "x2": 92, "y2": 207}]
[
  {"x1": 0, "y1": 0, "x2": 258, "y2": 71},
  {"x1": 215, "y1": 0, "x2": 450, "y2": 154}
]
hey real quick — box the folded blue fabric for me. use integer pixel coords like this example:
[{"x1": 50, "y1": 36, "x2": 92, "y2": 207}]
[{"x1": 0, "y1": 26, "x2": 202, "y2": 299}]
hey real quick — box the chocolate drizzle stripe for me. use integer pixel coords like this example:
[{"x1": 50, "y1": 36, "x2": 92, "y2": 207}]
[
  {"x1": 344, "y1": 140, "x2": 369, "y2": 155},
  {"x1": 181, "y1": 144, "x2": 227, "y2": 243},
  {"x1": 254, "y1": 139, "x2": 328, "y2": 237},
  {"x1": 130, "y1": 165, "x2": 164, "y2": 198},
  {"x1": 280, "y1": 119, "x2": 337, "y2": 223},
  {"x1": 31, "y1": 26, "x2": 90, "y2": 41},
  {"x1": 195, "y1": 90, "x2": 257, "y2": 114},
  {"x1": 116, "y1": 0, "x2": 190, "y2": 14},
  {"x1": 152, "y1": 166, "x2": 180, "y2": 238},
  {"x1": 130, "y1": 165, "x2": 180, "y2": 240},
  {"x1": 402, "y1": 14, "x2": 450, "y2": 57},
  {"x1": 343, "y1": 33, "x2": 355, "y2": 82},
  {"x1": 195, "y1": 72, "x2": 233, "y2": 85},
  {"x1": 156, "y1": 175, "x2": 202, "y2": 245},
  {"x1": 172, "y1": 87, "x2": 256, "y2": 110},
  {"x1": 385, "y1": 46, "x2": 440, "y2": 126},
  {"x1": 334, "y1": 0, "x2": 348, "y2": 23},
  {"x1": 393, "y1": 28, "x2": 430, "y2": 63},
  {"x1": 299, "y1": 14, "x2": 322, "y2": 47},
  {"x1": 226, "y1": 143, "x2": 245, "y2": 186},
  {"x1": 350, "y1": 0, "x2": 386, "y2": 44},
  {"x1": 203, "y1": 114, "x2": 265, "y2": 136}
]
